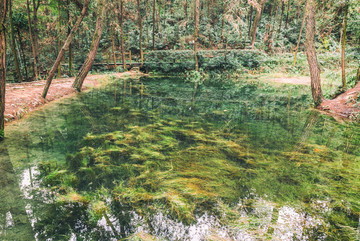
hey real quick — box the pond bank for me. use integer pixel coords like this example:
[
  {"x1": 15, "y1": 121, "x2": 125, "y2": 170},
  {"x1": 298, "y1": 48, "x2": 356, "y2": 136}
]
[
  {"x1": 320, "y1": 82, "x2": 360, "y2": 120},
  {"x1": 4, "y1": 71, "x2": 144, "y2": 124}
]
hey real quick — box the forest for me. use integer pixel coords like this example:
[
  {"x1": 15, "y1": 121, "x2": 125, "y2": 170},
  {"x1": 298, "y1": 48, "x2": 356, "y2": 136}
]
[{"x1": 0, "y1": 0, "x2": 360, "y2": 240}]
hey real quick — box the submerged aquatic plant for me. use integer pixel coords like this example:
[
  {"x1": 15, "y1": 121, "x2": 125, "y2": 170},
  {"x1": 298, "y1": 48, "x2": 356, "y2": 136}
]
[{"x1": 30, "y1": 76, "x2": 360, "y2": 240}]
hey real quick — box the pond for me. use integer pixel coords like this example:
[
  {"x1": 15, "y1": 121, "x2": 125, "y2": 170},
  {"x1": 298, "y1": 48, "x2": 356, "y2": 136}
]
[{"x1": 0, "y1": 75, "x2": 359, "y2": 240}]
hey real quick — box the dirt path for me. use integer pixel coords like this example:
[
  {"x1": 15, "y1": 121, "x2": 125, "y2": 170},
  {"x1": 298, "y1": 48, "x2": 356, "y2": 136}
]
[
  {"x1": 4, "y1": 71, "x2": 142, "y2": 123},
  {"x1": 5, "y1": 72, "x2": 359, "y2": 123},
  {"x1": 267, "y1": 76, "x2": 311, "y2": 85},
  {"x1": 320, "y1": 83, "x2": 360, "y2": 119},
  {"x1": 261, "y1": 74, "x2": 360, "y2": 120}
]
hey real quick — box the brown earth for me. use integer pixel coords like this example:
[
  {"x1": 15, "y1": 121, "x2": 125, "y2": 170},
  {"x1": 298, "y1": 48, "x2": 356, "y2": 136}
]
[
  {"x1": 4, "y1": 71, "x2": 143, "y2": 124},
  {"x1": 4, "y1": 73, "x2": 359, "y2": 123},
  {"x1": 320, "y1": 83, "x2": 360, "y2": 119},
  {"x1": 266, "y1": 75, "x2": 360, "y2": 120},
  {"x1": 269, "y1": 76, "x2": 311, "y2": 85}
]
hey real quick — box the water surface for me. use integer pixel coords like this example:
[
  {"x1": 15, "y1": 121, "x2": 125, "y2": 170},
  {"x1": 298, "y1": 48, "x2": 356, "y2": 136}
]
[{"x1": 1, "y1": 75, "x2": 359, "y2": 240}]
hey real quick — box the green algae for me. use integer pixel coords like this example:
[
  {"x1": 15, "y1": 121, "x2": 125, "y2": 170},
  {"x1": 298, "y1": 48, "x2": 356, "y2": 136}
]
[
  {"x1": 41, "y1": 113, "x2": 249, "y2": 224},
  {"x1": 38, "y1": 107, "x2": 360, "y2": 239},
  {"x1": 2, "y1": 75, "x2": 360, "y2": 240}
]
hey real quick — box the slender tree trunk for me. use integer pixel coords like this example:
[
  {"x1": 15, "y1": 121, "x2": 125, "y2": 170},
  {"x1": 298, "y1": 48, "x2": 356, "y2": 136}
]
[
  {"x1": 32, "y1": 0, "x2": 40, "y2": 76},
  {"x1": 239, "y1": 1, "x2": 242, "y2": 45},
  {"x1": 26, "y1": 0, "x2": 38, "y2": 79},
  {"x1": 284, "y1": 0, "x2": 291, "y2": 29},
  {"x1": 137, "y1": 0, "x2": 143, "y2": 66},
  {"x1": 111, "y1": 31, "x2": 117, "y2": 69},
  {"x1": 156, "y1": 0, "x2": 161, "y2": 32},
  {"x1": 250, "y1": 0, "x2": 267, "y2": 49},
  {"x1": 293, "y1": 2, "x2": 306, "y2": 67},
  {"x1": 119, "y1": 0, "x2": 126, "y2": 69},
  {"x1": 248, "y1": 6, "x2": 253, "y2": 39},
  {"x1": 194, "y1": 0, "x2": 199, "y2": 71},
  {"x1": 152, "y1": 0, "x2": 156, "y2": 49},
  {"x1": 356, "y1": 66, "x2": 360, "y2": 84},
  {"x1": 184, "y1": 0, "x2": 187, "y2": 31},
  {"x1": 17, "y1": 30, "x2": 28, "y2": 79},
  {"x1": 220, "y1": 2, "x2": 226, "y2": 43},
  {"x1": 9, "y1": 0, "x2": 22, "y2": 82},
  {"x1": 0, "y1": 0, "x2": 8, "y2": 140},
  {"x1": 73, "y1": 0, "x2": 106, "y2": 91},
  {"x1": 278, "y1": 1, "x2": 284, "y2": 33},
  {"x1": 305, "y1": 0, "x2": 324, "y2": 106},
  {"x1": 341, "y1": 2, "x2": 348, "y2": 90},
  {"x1": 42, "y1": 0, "x2": 89, "y2": 98},
  {"x1": 67, "y1": 0, "x2": 73, "y2": 76},
  {"x1": 57, "y1": 0, "x2": 62, "y2": 78}
]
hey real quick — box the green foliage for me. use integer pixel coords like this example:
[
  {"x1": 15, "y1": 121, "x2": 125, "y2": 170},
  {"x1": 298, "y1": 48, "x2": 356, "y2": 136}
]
[{"x1": 144, "y1": 50, "x2": 262, "y2": 73}]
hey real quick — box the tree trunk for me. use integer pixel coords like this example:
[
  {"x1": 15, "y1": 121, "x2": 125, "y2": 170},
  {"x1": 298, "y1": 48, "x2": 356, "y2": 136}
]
[
  {"x1": 42, "y1": 0, "x2": 89, "y2": 98},
  {"x1": 111, "y1": 31, "x2": 117, "y2": 70},
  {"x1": 120, "y1": 0, "x2": 126, "y2": 69},
  {"x1": 293, "y1": 2, "x2": 306, "y2": 67},
  {"x1": 220, "y1": 2, "x2": 226, "y2": 43},
  {"x1": 152, "y1": 0, "x2": 156, "y2": 49},
  {"x1": 57, "y1": 0, "x2": 62, "y2": 78},
  {"x1": 9, "y1": 0, "x2": 23, "y2": 82},
  {"x1": 284, "y1": 0, "x2": 291, "y2": 29},
  {"x1": 184, "y1": 0, "x2": 187, "y2": 31},
  {"x1": 248, "y1": 6, "x2": 253, "y2": 39},
  {"x1": 0, "y1": 0, "x2": 8, "y2": 140},
  {"x1": 250, "y1": 0, "x2": 267, "y2": 49},
  {"x1": 72, "y1": 0, "x2": 105, "y2": 91},
  {"x1": 32, "y1": 0, "x2": 40, "y2": 77},
  {"x1": 356, "y1": 66, "x2": 360, "y2": 84},
  {"x1": 194, "y1": 0, "x2": 199, "y2": 71},
  {"x1": 67, "y1": 0, "x2": 73, "y2": 76},
  {"x1": 137, "y1": 0, "x2": 143, "y2": 66},
  {"x1": 17, "y1": 30, "x2": 29, "y2": 79},
  {"x1": 305, "y1": 0, "x2": 324, "y2": 106},
  {"x1": 341, "y1": 2, "x2": 348, "y2": 90},
  {"x1": 26, "y1": 0, "x2": 38, "y2": 79},
  {"x1": 277, "y1": 1, "x2": 284, "y2": 33}
]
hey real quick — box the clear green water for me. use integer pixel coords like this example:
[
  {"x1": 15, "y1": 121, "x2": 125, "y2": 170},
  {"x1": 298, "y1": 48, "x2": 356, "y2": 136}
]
[{"x1": 0, "y1": 76, "x2": 359, "y2": 240}]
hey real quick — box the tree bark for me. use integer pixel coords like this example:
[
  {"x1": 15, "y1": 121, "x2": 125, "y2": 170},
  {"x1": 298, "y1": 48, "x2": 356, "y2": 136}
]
[
  {"x1": 184, "y1": 0, "x2": 187, "y2": 31},
  {"x1": 356, "y1": 66, "x2": 360, "y2": 84},
  {"x1": 9, "y1": 0, "x2": 22, "y2": 82},
  {"x1": 284, "y1": 0, "x2": 291, "y2": 29},
  {"x1": 250, "y1": 0, "x2": 267, "y2": 49},
  {"x1": 72, "y1": 0, "x2": 105, "y2": 91},
  {"x1": 57, "y1": 0, "x2": 62, "y2": 78},
  {"x1": 341, "y1": 2, "x2": 348, "y2": 90},
  {"x1": 305, "y1": 0, "x2": 324, "y2": 106},
  {"x1": 220, "y1": 2, "x2": 226, "y2": 43},
  {"x1": 119, "y1": 0, "x2": 126, "y2": 69},
  {"x1": 17, "y1": 30, "x2": 28, "y2": 79},
  {"x1": 277, "y1": 1, "x2": 284, "y2": 33},
  {"x1": 194, "y1": 0, "x2": 199, "y2": 71},
  {"x1": 137, "y1": 0, "x2": 143, "y2": 66},
  {"x1": 111, "y1": 30, "x2": 117, "y2": 69},
  {"x1": 248, "y1": 6, "x2": 253, "y2": 39},
  {"x1": 0, "y1": 0, "x2": 8, "y2": 140},
  {"x1": 67, "y1": 0, "x2": 73, "y2": 76},
  {"x1": 152, "y1": 0, "x2": 156, "y2": 49},
  {"x1": 293, "y1": 2, "x2": 306, "y2": 67},
  {"x1": 42, "y1": 0, "x2": 89, "y2": 98},
  {"x1": 26, "y1": 0, "x2": 38, "y2": 79}
]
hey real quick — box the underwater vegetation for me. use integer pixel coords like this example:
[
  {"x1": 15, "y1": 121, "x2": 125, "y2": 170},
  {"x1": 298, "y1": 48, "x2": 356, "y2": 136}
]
[
  {"x1": 37, "y1": 111, "x2": 360, "y2": 240},
  {"x1": 3, "y1": 76, "x2": 360, "y2": 240}
]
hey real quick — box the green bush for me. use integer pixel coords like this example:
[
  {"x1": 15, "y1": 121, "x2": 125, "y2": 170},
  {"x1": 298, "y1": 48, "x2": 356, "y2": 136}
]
[{"x1": 143, "y1": 50, "x2": 262, "y2": 73}]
